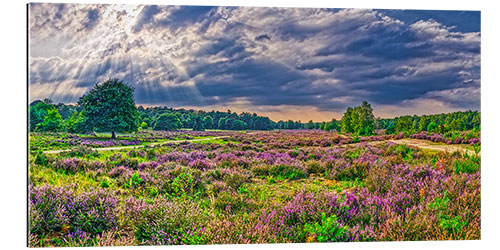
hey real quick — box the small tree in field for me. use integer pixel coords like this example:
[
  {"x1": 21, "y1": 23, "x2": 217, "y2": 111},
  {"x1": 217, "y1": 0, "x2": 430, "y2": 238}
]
[{"x1": 78, "y1": 79, "x2": 138, "y2": 138}]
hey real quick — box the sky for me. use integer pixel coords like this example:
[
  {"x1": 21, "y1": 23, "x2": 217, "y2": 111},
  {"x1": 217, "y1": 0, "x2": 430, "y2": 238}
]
[{"x1": 28, "y1": 3, "x2": 480, "y2": 121}]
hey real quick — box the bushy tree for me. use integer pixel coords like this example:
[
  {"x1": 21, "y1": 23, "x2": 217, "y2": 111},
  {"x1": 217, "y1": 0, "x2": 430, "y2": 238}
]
[
  {"x1": 306, "y1": 120, "x2": 315, "y2": 129},
  {"x1": 29, "y1": 101, "x2": 53, "y2": 131},
  {"x1": 192, "y1": 116, "x2": 205, "y2": 131},
  {"x1": 218, "y1": 117, "x2": 227, "y2": 130},
  {"x1": 324, "y1": 119, "x2": 339, "y2": 132},
  {"x1": 340, "y1": 101, "x2": 375, "y2": 135},
  {"x1": 154, "y1": 113, "x2": 183, "y2": 131},
  {"x1": 427, "y1": 122, "x2": 438, "y2": 133},
  {"x1": 231, "y1": 120, "x2": 248, "y2": 130},
  {"x1": 78, "y1": 79, "x2": 139, "y2": 138},
  {"x1": 359, "y1": 101, "x2": 375, "y2": 133},
  {"x1": 203, "y1": 116, "x2": 214, "y2": 129},
  {"x1": 385, "y1": 121, "x2": 396, "y2": 134},
  {"x1": 64, "y1": 111, "x2": 85, "y2": 133},
  {"x1": 341, "y1": 107, "x2": 353, "y2": 133},
  {"x1": 41, "y1": 108, "x2": 63, "y2": 132},
  {"x1": 395, "y1": 116, "x2": 413, "y2": 133},
  {"x1": 418, "y1": 116, "x2": 429, "y2": 131}
]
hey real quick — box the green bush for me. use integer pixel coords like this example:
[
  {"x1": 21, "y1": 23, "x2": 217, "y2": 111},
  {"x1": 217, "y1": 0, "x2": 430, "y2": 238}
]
[
  {"x1": 306, "y1": 160, "x2": 326, "y2": 175},
  {"x1": 269, "y1": 164, "x2": 307, "y2": 180},
  {"x1": 304, "y1": 213, "x2": 346, "y2": 242},
  {"x1": 213, "y1": 190, "x2": 257, "y2": 213},
  {"x1": 453, "y1": 153, "x2": 480, "y2": 174}
]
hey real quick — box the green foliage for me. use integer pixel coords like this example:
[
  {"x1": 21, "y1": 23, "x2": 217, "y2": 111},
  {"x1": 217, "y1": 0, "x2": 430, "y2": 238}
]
[
  {"x1": 269, "y1": 164, "x2": 307, "y2": 180},
  {"x1": 29, "y1": 100, "x2": 54, "y2": 131},
  {"x1": 341, "y1": 101, "x2": 375, "y2": 135},
  {"x1": 323, "y1": 118, "x2": 339, "y2": 132},
  {"x1": 33, "y1": 150, "x2": 49, "y2": 166},
  {"x1": 78, "y1": 79, "x2": 139, "y2": 137},
  {"x1": 231, "y1": 120, "x2": 248, "y2": 130},
  {"x1": 379, "y1": 111, "x2": 480, "y2": 133},
  {"x1": 385, "y1": 121, "x2": 396, "y2": 134},
  {"x1": 428, "y1": 192, "x2": 449, "y2": 211},
  {"x1": 396, "y1": 144, "x2": 414, "y2": 163},
  {"x1": 352, "y1": 136, "x2": 360, "y2": 143},
  {"x1": 439, "y1": 215, "x2": 467, "y2": 234},
  {"x1": 304, "y1": 213, "x2": 346, "y2": 242},
  {"x1": 453, "y1": 153, "x2": 480, "y2": 174},
  {"x1": 40, "y1": 108, "x2": 63, "y2": 132},
  {"x1": 427, "y1": 121, "x2": 438, "y2": 133},
  {"x1": 192, "y1": 116, "x2": 205, "y2": 131},
  {"x1": 64, "y1": 111, "x2": 85, "y2": 133},
  {"x1": 166, "y1": 167, "x2": 204, "y2": 198},
  {"x1": 125, "y1": 172, "x2": 143, "y2": 188},
  {"x1": 100, "y1": 178, "x2": 111, "y2": 188},
  {"x1": 202, "y1": 116, "x2": 214, "y2": 129},
  {"x1": 153, "y1": 113, "x2": 183, "y2": 131},
  {"x1": 428, "y1": 192, "x2": 466, "y2": 235},
  {"x1": 395, "y1": 116, "x2": 413, "y2": 133}
]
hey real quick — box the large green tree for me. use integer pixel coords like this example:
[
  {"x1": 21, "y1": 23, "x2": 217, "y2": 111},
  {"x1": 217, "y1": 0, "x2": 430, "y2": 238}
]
[{"x1": 78, "y1": 79, "x2": 139, "y2": 138}]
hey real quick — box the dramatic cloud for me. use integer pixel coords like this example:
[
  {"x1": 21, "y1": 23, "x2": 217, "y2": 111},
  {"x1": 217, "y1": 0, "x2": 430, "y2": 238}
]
[{"x1": 29, "y1": 4, "x2": 480, "y2": 120}]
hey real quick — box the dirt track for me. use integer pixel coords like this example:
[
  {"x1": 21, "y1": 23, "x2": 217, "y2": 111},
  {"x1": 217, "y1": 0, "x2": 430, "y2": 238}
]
[
  {"x1": 43, "y1": 136, "x2": 229, "y2": 154},
  {"x1": 380, "y1": 139, "x2": 479, "y2": 156}
]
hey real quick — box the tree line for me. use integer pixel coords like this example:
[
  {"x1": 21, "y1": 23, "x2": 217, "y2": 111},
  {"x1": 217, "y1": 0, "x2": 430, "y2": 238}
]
[
  {"x1": 29, "y1": 79, "x2": 480, "y2": 136},
  {"x1": 29, "y1": 79, "x2": 302, "y2": 134}
]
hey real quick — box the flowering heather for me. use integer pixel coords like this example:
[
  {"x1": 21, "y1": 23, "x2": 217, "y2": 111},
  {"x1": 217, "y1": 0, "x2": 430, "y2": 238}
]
[
  {"x1": 29, "y1": 185, "x2": 118, "y2": 243},
  {"x1": 29, "y1": 130, "x2": 480, "y2": 246}
]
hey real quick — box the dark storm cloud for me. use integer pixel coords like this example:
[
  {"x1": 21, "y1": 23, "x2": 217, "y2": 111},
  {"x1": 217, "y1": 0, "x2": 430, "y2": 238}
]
[
  {"x1": 81, "y1": 8, "x2": 101, "y2": 30},
  {"x1": 29, "y1": 5, "x2": 480, "y2": 115}
]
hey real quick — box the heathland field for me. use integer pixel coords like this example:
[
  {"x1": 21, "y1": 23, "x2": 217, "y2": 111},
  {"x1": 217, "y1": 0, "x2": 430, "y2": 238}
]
[{"x1": 28, "y1": 129, "x2": 480, "y2": 246}]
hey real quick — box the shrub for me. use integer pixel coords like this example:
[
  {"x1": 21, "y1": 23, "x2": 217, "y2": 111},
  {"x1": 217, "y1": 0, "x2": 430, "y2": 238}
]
[
  {"x1": 306, "y1": 160, "x2": 326, "y2": 175},
  {"x1": 453, "y1": 154, "x2": 480, "y2": 174},
  {"x1": 164, "y1": 167, "x2": 205, "y2": 198},
  {"x1": 213, "y1": 190, "x2": 257, "y2": 214},
  {"x1": 269, "y1": 163, "x2": 307, "y2": 180},
  {"x1": 29, "y1": 185, "x2": 118, "y2": 237},
  {"x1": 304, "y1": 213, "x2": 346, "y2": 242},
  {"x1": 126, "y1": 197, "x2": 208, "y2": 245},
  {"x1": 366, "y1": 164, "x2": 392, "y2": 194}
]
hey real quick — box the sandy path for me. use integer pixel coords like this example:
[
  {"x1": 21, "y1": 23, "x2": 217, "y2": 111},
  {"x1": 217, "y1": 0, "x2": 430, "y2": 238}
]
[
  {"x1": 373, "y1": 138, "x2": 479, "y2": 156},
  {"x1": 43, "y1": 136, "x2": 229, "y2": 154}
]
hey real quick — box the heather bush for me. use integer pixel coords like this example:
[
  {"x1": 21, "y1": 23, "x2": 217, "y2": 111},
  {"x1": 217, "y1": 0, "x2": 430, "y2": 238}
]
[
  {"x1": 126, "y1": 196, "x2": 209, "y2": 245},
  {"x1": 29, "y1": 129, "x2": 481, "y2": 245},
  {"x1": 164, "y1": 166, "x2": 205, "y2": 198},
  {"x1": 269, "y1": 163, "x2": 308, "y2": 180},
  {"x1": 63, "y1": 145, "x2": 99, "y2": 158},
  {"x1": 52, "y1": 157, "x2": 106, "y2": 174},
  {"x1": 306, "y1": 160, "x2": 326, "y2": 175},
  {"x1": 29, "y1": 185, "x2": 118, "y2": 237}
]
